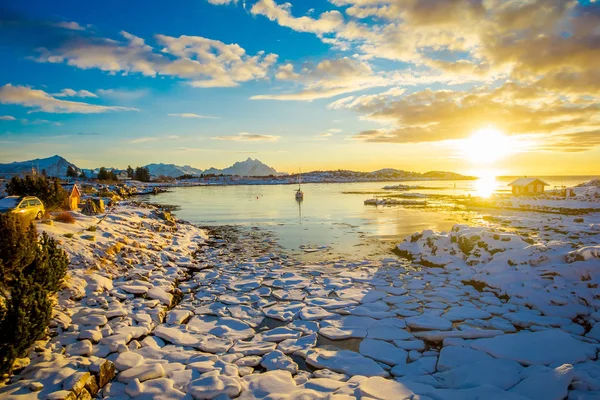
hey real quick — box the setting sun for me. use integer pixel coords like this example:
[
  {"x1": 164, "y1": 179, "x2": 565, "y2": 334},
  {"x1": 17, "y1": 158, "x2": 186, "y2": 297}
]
[{"x1": 462, "y1": 128, "x2": 515, "y2": 165}]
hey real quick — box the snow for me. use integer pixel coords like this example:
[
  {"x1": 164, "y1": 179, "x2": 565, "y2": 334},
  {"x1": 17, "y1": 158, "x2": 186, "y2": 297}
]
[
  {"x1": 2, "y1": 196, "x2": 599, "y2": 400},
  {"x1": 405, "y1": 314, "x2": 453, "y2": 331},
  {"x1": 306, "y1": 349, "x2": 389, "y2": 377},
  {"x1": 509, "y1": 364, "x2": 574, "y2": 400},
  {"x1": 470, "y1": 330, "x2": 597, "y2": 366}
]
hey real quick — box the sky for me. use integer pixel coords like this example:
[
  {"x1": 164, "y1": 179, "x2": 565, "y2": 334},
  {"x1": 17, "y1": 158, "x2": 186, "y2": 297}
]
[{"x1": 0, "y1": 0, "x2": 599, "y2": 176}]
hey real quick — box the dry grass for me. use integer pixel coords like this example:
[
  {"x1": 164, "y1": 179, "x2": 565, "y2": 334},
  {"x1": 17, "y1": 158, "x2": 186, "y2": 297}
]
[{"x1": 54, "y1": 211, "x2": 76, "y2": 224}]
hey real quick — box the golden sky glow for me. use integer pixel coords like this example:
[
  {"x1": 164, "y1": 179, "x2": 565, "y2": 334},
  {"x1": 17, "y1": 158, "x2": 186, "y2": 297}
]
[{"x1": 0, "y1": 0, "x2": 599, "y2": 175}]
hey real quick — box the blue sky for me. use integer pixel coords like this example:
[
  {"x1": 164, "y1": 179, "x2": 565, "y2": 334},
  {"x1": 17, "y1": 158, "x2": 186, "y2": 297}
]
[{"x1": 1, "y1": 0, "x2": 599, "y2": 174}]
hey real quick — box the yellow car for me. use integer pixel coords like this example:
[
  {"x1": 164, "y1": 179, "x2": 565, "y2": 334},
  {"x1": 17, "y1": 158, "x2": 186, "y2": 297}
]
[{"x1": 0, "y1": 196, "x2": 46, "y2": 220}]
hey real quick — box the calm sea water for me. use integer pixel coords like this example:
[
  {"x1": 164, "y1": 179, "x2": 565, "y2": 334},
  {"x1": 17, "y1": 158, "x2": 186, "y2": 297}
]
[{"x1": 142, "y1": 176, "x2": 597, "y2": 260}]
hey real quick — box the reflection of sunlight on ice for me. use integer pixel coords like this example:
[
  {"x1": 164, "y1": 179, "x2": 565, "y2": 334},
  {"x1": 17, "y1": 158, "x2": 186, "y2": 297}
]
[{"x1": 474, "y1": 174, "x2": 498, "y2": 198}]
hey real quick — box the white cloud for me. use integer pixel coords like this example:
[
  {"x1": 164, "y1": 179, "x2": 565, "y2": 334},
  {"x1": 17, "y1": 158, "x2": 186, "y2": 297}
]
[
  {"x1": 206, "y1": 0, "x2": 238, "y2": 4},
  {"x1": 252, "y1": 57, "x2": 391, "y2": 101},
  {"x1": 212, "y1": 132, "x2": 280, "y2": 141},
  {"x1": 35, "y1": 31, "x2": 278, "y2": 88},
  {"x1": 128, "y1": 137, "x2": 158, "y2": 144},
  {"x1": 0, "y1": 115, "x2": 16, "y2": 121},
  {"x1": 53, "y1": 21, "x2": 86, "y2": 31},
  {"x1": 53, "y1": 88, "x2": 98, "y2": 98},
  {"x1": 251, "y1": 0, "x2": 344, "y2": 35},
  {"x1": 0, "y1": 84, "x2": 139, "y2": 114},
  {"x1": 168, "y1": 113, "x2": 219, "y2": 119},
  {"x1": 96, "y1": 88, "x2": 149, "y2": 101}
]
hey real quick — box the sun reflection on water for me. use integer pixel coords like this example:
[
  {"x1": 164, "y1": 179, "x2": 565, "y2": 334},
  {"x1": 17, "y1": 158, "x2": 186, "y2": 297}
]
[{"x1": 474, "y1": 174, "x2": 499, "y2": 198}]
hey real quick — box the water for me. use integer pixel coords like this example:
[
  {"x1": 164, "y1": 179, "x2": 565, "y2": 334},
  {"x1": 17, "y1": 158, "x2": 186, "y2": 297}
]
[{"x1": 141, "y1": 176, "x2": 596, "y2": 260}]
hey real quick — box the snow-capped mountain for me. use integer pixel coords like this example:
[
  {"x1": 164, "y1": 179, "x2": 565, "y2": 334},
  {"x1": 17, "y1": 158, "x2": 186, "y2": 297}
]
[
  {"x1": 0, "y1": 155, "x2": 77, "y2": 178},
  {"x1": 203, "y1": 158, "x2": 278, "y2": 176},
  {"x1": 144, "y1": 163, "x2": 204, "y2": 178}
]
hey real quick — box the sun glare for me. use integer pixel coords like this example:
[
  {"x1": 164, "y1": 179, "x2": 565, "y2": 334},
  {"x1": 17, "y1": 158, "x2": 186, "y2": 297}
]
[{"x1": 462, "y1": 128, "x2": 514, "y2": 165}]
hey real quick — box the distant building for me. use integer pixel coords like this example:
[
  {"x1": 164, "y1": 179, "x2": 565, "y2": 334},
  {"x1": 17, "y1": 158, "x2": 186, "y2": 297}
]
[
  {"x1": 117, "y1": 171, "x2": 131, "y2": 181},
  {"x1": 508, "y1": 177, "x2": 549, "y2": 195},
  {"x1": 63, "y1": 184, "x2": 82, "y2": 210}
]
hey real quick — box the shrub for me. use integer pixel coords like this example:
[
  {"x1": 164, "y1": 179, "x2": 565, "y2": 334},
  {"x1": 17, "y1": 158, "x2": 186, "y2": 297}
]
[
  {"x1": 0, "y1": 213, "x2": 68, "y2": 375},
  {"x1": 54, "y1": 211, "x2": 75, "y2": 224},
  {"x1": 63, "y1": 233, "x2": 74, "y2": 238},
  {"x1": 6, "y1": 175, "x2": 67, "y2": 210},
  {"x1": 86, "y1": 225, "x2": 97, "y2": 232}
]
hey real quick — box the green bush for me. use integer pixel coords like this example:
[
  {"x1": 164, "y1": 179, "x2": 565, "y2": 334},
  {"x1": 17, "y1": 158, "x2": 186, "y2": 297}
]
[
  {"x1": 6, "y1": 175, "x2": 67, "y2": 210},
  {"x1": 0, "y1": 213, "x2": 68, "y2": 375}
]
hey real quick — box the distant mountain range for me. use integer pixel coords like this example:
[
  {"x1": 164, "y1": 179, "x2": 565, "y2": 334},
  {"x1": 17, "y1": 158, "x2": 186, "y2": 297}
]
[
  {"x1": 0, "y1": 156, "x2": 282, "y2": 178},
  {"x1": 203, "y1": 158, "x2": 279, "y2": 177},
  {"x1": 0, "y1": 155, "x2": 474, "y2": 181},
  {"x1": 145, "y1": 163, "x2": 204, "y2": 177},
  {"x1": 0, "y1": 155, "x2": 77, "y2": 178}
]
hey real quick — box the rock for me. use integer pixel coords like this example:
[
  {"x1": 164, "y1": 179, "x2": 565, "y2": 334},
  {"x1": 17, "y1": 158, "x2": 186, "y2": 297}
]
[
  {"x1": 261, "y1": 350, "x2": 298, "y2": 374},
  {"x1": 241, "y1": 370, "x2": 298, "y2": 397},
  {"x1": 437, "y1": 346, "x2": 492, "y2": 371},
  {"x1": 28, "y1": 382, "x2": 43, "y2": 392},
  {"x1": 12, "y1": 357, "x2": 30, "y2": 371},
  {"x1": 63, "y1": 371, "x2": 90, "y2": 395},
  {"x1": 405, "y1": 315, "x2": 452, "y2": 331},
  {"x1": 187, "y1": 374, "x2": 241, "y2": 399},
  {"x1": 359, "y1": 339, "x2": 408, "y2": 366},
  {"x1": 442, "y1": 306, "x2": 492, "y2": 322},
  {"x1": 147, "y1": 287, "x2": 173, "y2": 306},
  {"x1": 77, "y1": 388, "x2": 92, "y2": 400},
  {"x1": 471, "y1": 330, "x2": 597, "y2": 366},
  {"x1": 413, "y1": 329, "x2": 504, "y2": 343},
  {"x1": 90, "y1": 359, "x2": 115, "y2": 387},
  {"x1": 230, "y1": 341, "x2": 277, "y2": 356},
  {"x1": 114, "y1": 352, "x2": 144, "y2": 371},
  {"x1": 46, "y1": 390, "x2": 77, "y2": 400},
  {"x1": 358, "y1": 376, "x2": 414, "y2": 399},
  {"x1": 153, "y1": 325, "x2": 198, "y2": 347},
  {"x1": 65, "y1": 340, "x2": 93, "y2": 356},
  {"x1": 509, "y1": 364, "x2": 574, "y2": 400},
  {"x1": 79, "y1": 329, "x2": 102, "y2": 343},
  {"x1": 306, "y1": 349, "x2": 389, "y2": 377},
  {"x1": 391, "y1": 356, "x2": 437, "y2": 377},
  {"x1": 435, "y1": 358, "x2": 524, "y2": 390},
  {"x1": 84, "y1": 375, "x2": 99, "y2": 397},
  {"x1": 117, "y1": 363, "x2": 165, "y2": 383}
]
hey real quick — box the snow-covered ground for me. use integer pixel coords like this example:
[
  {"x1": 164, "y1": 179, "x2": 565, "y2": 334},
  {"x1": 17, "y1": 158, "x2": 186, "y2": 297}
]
[{"x1": 1, "y1": 197, "x2": 599, "y2": 399}]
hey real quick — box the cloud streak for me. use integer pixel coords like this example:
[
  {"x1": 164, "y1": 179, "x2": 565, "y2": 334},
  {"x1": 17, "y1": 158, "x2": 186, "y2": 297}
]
[
  {"x1": 168, "y1": 113, "x2": 219, "y2": 119},
  {"x1": 212, "y1": 132, "x2": 280, "y2": 141},
  {"x1": 0, "y1": 84, "x2": 139, "y2": 114},
  {"x1": 33, "y1": 30, "x2": 278, "y2": 88}
]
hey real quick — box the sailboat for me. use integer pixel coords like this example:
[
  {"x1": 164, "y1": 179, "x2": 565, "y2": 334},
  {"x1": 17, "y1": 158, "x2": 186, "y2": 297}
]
[{"x1": 295, "y1": 169, "x2": 304, "y2": 200}]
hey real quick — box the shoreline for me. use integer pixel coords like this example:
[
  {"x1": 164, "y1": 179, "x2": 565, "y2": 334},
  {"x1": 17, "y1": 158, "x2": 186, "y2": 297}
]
[{"x1": 0, "y1": 201, "x2": 599, "y2": 399}]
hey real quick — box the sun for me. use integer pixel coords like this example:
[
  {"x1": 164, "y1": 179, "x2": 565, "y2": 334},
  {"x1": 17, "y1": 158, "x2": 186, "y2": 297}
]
[{"x1": 462, "y1": 127, "x2": 514, "y2": 165}]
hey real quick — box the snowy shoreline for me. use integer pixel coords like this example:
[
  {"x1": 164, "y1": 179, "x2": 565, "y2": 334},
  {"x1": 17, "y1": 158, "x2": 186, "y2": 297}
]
[{"x1": 1, "y1": 200, "x2": 599, "y2": 399}]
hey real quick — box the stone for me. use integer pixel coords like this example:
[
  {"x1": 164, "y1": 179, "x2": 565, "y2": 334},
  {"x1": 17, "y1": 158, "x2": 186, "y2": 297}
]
[
  {"x1": 471, "y1": 330, "x2": 597, "y2": 366},
  {"x1": 65, "y1": 340, "x2": 93, "y2": 356},
  {"x1": 357, "y1": 376, "x2": 414, "y2": 399},
  {"x1": 28, "y1": 382, "x2": 43, "y2": 392},
  {"x1": 187, "y1": 374, "x2": 241, "y2": 399},
  {"x1": 63, "y1": 372, "x2": 90, "y2": 396},
  {"x1": 114, "y1": 352, "x2": 144, "y2": 371},
  {"x1": 46, "y1": 391, "x2": 76, "y2": 400},
  {"x1": 359, "y1": 339, "x2": 408, "y2": 366},
  {"x1": 261, "y1": 350, "x2": 299, "y2": 374},
  {"x1": 117, "y1": 363, "x2": 165, "y2": 383},
  {"x1": 509, "y1": 364, "x2": 574, "y2": 400},
  {"x1": 306, "y1": 349, "x2": 388, "y2": 377}
]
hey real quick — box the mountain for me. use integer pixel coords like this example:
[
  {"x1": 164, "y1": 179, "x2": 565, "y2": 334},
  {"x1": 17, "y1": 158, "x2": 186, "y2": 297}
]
[
  {"x1": 0, "y1": 155, "x2": 77, "y2": 178},
  {"x1": 204, "y1": 158, "x2": 279, "y2": 176},
  {"x1": 144, "y1": 163, "x2": 204, "y2": 178}
]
